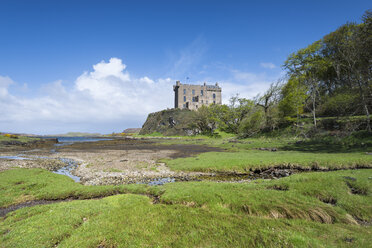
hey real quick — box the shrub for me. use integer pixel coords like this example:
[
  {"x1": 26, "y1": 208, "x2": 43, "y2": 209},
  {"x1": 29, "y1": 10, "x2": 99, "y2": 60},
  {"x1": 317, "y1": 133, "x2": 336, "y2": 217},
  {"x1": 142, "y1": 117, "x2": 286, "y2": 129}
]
[
  {"x1": 4, "y1": 134, "x2": 18, "y2": 139},
  {"x1": 238, "y1": 109, "x2": 265, "y2": 138}
]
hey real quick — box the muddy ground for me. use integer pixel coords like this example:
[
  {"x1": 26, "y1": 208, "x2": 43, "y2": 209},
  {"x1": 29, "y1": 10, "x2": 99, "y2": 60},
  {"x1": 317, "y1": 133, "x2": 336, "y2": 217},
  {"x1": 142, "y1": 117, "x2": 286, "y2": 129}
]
[{"x1": 0, "y1": 138, "x2": 225, "y2": 185}]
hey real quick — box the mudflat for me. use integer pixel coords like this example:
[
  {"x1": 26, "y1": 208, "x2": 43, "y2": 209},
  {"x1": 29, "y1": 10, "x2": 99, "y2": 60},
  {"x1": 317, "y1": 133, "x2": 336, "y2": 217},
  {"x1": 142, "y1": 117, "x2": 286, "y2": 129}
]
[{"x1": 0, "y1": 138, "x2": 224, "y2": 185}]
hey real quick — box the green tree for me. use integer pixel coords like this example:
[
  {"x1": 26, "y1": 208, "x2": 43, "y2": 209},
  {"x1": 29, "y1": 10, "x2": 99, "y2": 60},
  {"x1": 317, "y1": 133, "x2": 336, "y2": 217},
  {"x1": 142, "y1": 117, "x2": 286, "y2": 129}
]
[
  {"x1": 190, "y1": 105, "x2": 217, "y2": 135},
  {"x1": 255, "y1": 80, "x2": 282, "y2": 130},
  {"x1": 284, "y1": 41, "x2": 333, "y2": 127},
  {"x1": 215, "y1": 96, "x2": 256, "y2": 134},
  {"x1": 322, "y1": 17, "x2": 371, "y2": 131},
  {"x1": 278, "y1": 77, "x2": 307, "y2": 119},
  {"x1": 238, "y1": 108, "x2": 265, "y2": 137}
]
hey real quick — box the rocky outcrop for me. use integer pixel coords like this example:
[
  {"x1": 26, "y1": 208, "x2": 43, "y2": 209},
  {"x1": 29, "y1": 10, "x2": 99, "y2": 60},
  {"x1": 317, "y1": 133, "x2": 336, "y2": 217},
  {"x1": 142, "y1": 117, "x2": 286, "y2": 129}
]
[{"x1": 140, "y1": 109, "x2": 195, "y2": 136}]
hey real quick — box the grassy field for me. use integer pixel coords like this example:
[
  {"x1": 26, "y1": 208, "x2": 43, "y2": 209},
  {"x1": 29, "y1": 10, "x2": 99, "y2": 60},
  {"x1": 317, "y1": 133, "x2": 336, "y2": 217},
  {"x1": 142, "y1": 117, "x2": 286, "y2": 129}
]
[
  {"x1": 159, "y1": 132, "x2": 372, "y2": 173},
  {"x1": 0, "y1": 169, "x2": 153, "y2": 208},
  {"x1": 164, "y1": 150, "x2": 372, "y2": 172},
  {"x1": 0, "y1": 168, "x2": 372, "y2": 247},
  {"x1": 0, "y1": 135, "x2": 39, "y2": 143},
  {"x1": 1, "y1": 133, "x2": 372, "y2": 247}
]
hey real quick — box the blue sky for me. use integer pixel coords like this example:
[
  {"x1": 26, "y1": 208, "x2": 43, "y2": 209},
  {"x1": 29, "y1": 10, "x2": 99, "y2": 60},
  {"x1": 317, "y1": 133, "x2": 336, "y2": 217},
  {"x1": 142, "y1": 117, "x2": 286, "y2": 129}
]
[{"x1": 0, "y1": 0, "x2": 370, "y2": 134}]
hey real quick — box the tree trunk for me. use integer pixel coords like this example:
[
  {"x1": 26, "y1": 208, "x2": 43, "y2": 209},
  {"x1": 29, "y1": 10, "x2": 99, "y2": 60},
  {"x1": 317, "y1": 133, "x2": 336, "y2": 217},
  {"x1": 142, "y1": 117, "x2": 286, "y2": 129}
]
[
  {"x1": 312, "y1": 99, "x2": 317, "y2": 128},
  {"x1": 312, "y1": 84, "x2": 317, "y2": 128},
  {"x1": 364, "y1": 103, "x2": 371, "y2": 132},
  {"x1": 357, "y1": 80, "x2": 371, "y2": 132}
]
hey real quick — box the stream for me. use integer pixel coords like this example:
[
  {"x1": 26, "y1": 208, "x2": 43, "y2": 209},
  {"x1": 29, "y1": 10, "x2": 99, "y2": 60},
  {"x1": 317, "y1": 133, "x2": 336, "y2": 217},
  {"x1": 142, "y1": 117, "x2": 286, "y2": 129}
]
[{"x1": 53, "y1": 158, "x2": 81, "y2": 182}]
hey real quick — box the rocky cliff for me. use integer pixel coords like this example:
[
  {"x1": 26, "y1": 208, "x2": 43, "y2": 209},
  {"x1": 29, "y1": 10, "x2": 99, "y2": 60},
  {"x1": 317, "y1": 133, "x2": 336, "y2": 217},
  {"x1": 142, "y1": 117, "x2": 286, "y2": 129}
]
[{"x1": 140, "y1": 109, "x2": 194, "y2": 136}]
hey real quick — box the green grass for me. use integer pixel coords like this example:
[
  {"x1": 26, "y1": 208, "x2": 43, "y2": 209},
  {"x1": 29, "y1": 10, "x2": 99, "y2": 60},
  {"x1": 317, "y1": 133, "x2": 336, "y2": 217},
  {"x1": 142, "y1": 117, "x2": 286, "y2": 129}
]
[
  {"x1": 0, "y1": 135, "x2": 39, "y2": 143},
  {"x1": 134, "y1": 130, "x2": 236, "y2": 140},
  {"x1": 158, "y1": 133, "x2": 372, "y2": 173},
  {"x1": 159, "y1": 132, "x2": 372, "y2": 152},
  {"x1": 1, "y1": 169, "x2": 372, "y2": 247},
  {"x1": 164, "y1": 150, "x2": 372, "y2": 173},
  {"x1": 1, "y1": 194, "x2": 371, "y2": 248},
  {"x1": 160, "y1": 169, "x2": 372, "y2": 223},
  {"x1": 1, "y1": 133, "x2": 372, "y2": 247},
  {"x1": 0, "y1": 169, "x2": 155, "y2": 208}
]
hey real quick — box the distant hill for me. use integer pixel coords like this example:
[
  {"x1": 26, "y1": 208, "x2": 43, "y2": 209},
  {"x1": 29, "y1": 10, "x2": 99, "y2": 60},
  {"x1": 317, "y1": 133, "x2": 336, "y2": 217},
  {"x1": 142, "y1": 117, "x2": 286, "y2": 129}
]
[{"x1": 47, "y1": 132, "x2": 102, "y2": 137}]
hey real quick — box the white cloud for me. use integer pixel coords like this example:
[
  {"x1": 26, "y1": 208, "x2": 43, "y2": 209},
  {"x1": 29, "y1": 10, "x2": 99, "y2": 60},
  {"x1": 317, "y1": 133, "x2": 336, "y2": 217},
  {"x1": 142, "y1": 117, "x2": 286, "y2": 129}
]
[
  {"x1": 0, "y1": 58, "x2": 282, "y2": 134},
  {"x1": 0, "y1": 58, "x2": 174, "y2": 134},
  {"x1": 260, "y1": 62, "x2": 276, "y2": 69},
  {"x1": 0, "y1": 75, "x2": 15, "y2": 97}
]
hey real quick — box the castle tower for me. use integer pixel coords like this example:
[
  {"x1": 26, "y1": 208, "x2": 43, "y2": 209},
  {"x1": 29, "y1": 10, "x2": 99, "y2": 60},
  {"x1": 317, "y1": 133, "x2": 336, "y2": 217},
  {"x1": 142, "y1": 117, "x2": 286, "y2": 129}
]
[{"x1": 173, "y1": 81, "x2": 222, "y2": 110}]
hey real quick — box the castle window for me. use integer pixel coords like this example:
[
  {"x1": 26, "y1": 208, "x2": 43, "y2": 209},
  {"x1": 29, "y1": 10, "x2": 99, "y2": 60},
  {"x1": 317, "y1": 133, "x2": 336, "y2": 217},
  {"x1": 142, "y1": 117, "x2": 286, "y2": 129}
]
[
  {"x1": 196, "y1": 105, "x2": 198, "y2": 108},
  {"x1": 213, "y1": 93, "x2": 216, "y2": 99},
  {"x1": 201, "y1": 100, "x2": 203, "y2": 103},
  {"x1": 184, "y1": 96, "x2": 186, "y2": 102},
  {"x1": 206, "y1": 100, "x2": 208, "y2": 104},
  {"x1": 192, "y1": 96, "x2": 199, "y2": 102},
  {"x1": 201, "y1": 90, "x2": 203, "y2": 96},
  {"x1": 192, "y1": 89, "x2": 195, "y2": 95},
  {"x1": 213, "y1": 101, "x2": 216, "y2": 104},
  {"x1": 183, "y1": 89, "x2": 186, "y2": 94}
]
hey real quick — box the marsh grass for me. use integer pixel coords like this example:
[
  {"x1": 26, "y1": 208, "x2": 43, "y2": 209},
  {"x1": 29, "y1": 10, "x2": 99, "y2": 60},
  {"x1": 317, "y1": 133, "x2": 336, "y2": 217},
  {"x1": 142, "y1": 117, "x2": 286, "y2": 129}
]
[
  {"x1": 160, "y1": 169, "x2": 372, "y2": 223},
  {"x1": 1, "y1": 169, "x2": 372, "y2": 247},
  {"x1": 1, "y1": 194, "x2": 371, "y2": 248},
  {"x1": 1, "y1": 133, "x2": 372, "y2": 247},
  {"x1": 0, "y1": 135, "x2": 39, "y2": 143},
  {"x1": 0, "y1": 169, "x2": 153, "y2": 208},
  {"x1": 158, "y1": 133, "x2": 372, "y2": 173},
  {"x1": 164, "y1": 150, "x2": 372, "y2": 173}
]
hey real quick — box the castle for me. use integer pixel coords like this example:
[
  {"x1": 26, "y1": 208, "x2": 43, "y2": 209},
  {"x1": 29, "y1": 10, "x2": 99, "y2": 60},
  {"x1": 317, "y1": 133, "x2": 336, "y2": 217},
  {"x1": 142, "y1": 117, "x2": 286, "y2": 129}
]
[{"x1": 173, "y1": 81, "x2": 222, "y2": 110}]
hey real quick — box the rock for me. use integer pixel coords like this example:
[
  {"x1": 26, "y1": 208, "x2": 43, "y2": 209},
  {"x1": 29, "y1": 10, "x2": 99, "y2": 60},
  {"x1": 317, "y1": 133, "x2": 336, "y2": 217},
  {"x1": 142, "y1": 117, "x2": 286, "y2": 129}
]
[
  {"x1": 344, "y1": 237, "x2": 354, "y2": 243},
  {"x1": 168, "y1": 117, "x2": 176, "y2": 127},
  {"x1": 257, "y1": 147, "x2": 278, "y2": 152},
  {"x1": 1, "y1": 140, "x2": 24, "y2": 146},
  {"x1": 343, "y1": 176, "x2": 356, "y2": 181},
  {"x1": 139, "y1": 109, "x2": 195, "y2": 136}
]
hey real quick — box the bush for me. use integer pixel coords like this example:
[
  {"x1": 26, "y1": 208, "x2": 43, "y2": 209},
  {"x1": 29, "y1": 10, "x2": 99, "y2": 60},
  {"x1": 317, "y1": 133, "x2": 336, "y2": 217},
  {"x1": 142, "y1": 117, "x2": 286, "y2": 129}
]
[
  {"x1": 238, "y1": 109, "x2": 265, "y2": 138},
  {"x1": 319, "y1": 93, "x2": 360, "y2": 117},
  {"x1": 4, "y1": 134, "x2": 18, "y2": 139}
]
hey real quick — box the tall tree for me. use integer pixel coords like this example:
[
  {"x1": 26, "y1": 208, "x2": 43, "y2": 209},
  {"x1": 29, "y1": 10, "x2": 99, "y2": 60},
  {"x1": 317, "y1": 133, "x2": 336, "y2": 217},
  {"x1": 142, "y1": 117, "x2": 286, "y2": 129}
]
[{"x1": 284, "y1": 41, "x2": 331, "y2": 127}]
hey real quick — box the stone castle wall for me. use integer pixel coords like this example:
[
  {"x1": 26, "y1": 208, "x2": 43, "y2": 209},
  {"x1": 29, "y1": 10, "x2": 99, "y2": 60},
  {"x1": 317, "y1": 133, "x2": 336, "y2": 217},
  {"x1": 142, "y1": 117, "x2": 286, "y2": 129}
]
[{"x1": 173, "y1": 81, "x2": 222, "y2": 110}]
